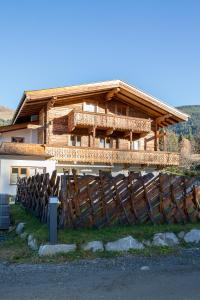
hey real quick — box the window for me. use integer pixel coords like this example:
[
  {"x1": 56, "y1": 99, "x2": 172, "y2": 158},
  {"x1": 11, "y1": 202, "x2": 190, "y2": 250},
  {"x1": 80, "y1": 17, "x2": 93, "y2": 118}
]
[
  {"x1": 129, "y1": 107, "x2": 135, "y2": 118},
  {"x1": 11, "y1": 137, "x2": 24, "y2": 143},
  {"x1": 107, "y1": 103, "x2": 115, "y2": 114},
  {"x1": 10, "y1": 167, "x2": 45, "y2": 184},
  {"x1": 83, "y1": 102, "x2": 97, "y2": 112},
  {"x1": 132, "y1": 140, "x2": 140, "y2": 150},
  {"x1": 99, "y1": 137, "x2": 111, "y2": 149},
  {"x1": 117, "y1": 105, "x2": 127, "y2": 116},
  {"x1": 69, "y1": 135, "x2": 81, "y2": 147}
]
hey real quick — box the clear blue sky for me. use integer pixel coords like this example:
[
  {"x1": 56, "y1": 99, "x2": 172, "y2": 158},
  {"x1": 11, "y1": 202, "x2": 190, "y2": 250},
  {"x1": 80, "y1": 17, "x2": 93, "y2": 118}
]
[{"x1": 0, "y1": 0, "x2": 200, "y2": 109}]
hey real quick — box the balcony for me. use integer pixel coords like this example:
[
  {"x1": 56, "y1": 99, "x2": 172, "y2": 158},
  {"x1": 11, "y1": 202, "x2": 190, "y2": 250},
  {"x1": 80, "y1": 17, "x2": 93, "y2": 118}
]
[
  {"x1": 67, "y1": 110, "x2": 151, "y2": 133},
  {"x1": 45, "y1": 146, "x2": 180, "y2": 166}
]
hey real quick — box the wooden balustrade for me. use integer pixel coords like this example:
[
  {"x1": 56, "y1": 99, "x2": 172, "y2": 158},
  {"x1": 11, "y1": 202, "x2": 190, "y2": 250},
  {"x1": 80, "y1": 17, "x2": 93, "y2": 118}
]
[
  {"x1": 67, "y1": 110, "x2": 152, "y2": 133},
  {"x1": 0, "y1": 142, "x2": 180, "y2": 166},
  {"x1": 45, "y1": 146, "x2": 180, "y2": 166}
]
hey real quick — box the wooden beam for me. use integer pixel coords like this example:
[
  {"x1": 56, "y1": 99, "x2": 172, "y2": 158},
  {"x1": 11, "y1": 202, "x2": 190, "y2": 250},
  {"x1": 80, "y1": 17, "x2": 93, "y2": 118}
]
[
  {"x1": 105, "y1": 128, "x2": 113, "y2": 136},
  {"x1": 156, "y1": 114, "x2": 172, "y2": 124},
  {"x1": 47, "y1": 97, "x2": 57, "y2": 110},
  {"x1": 105, "y1": 88, "x2": 120, "y2": 101}
]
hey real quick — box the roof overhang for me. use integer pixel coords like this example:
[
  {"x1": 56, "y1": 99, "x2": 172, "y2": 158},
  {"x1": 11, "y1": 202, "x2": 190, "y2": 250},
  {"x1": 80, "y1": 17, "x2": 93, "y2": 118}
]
[
  {"x1": 12, "y1": 80, "x2": 189, "y2": 126},
  {"x1": 0, "y1": 122, "x2": 40, "y2": 133}
]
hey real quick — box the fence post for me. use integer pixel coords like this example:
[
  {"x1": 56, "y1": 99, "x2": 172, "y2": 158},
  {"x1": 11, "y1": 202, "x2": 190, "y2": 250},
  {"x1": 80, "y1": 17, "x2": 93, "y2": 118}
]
[{"x1": 49, "y1": 197, "x2": 59, "y2": 244}]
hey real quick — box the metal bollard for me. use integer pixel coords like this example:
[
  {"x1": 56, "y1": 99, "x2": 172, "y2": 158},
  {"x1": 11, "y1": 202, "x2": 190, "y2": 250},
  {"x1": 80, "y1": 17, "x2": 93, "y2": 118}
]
[{"x1": 49, "y1": 197, "x2": 59, "y2": 244}]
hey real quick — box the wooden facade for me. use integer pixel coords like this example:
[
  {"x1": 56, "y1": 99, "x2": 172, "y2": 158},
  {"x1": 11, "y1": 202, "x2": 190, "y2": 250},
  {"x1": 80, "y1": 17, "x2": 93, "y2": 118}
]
[{"x1": 1, "y1": 80, "x2": 189, "y2": 171}]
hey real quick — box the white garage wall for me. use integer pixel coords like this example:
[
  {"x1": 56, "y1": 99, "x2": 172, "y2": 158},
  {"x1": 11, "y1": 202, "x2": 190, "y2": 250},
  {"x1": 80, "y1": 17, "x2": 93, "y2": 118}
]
[
  {"x1": 0, "y1": 128, "x2": 38, "y2": 143},
  {"x1": 0, "y1": 158, "x2": 56, "y2": 195}
]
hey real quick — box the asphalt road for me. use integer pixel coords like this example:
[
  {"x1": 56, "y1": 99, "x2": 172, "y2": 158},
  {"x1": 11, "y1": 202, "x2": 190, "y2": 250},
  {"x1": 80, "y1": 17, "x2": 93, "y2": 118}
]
[{"x1": 1, "y1": 249, "x2": 200, "y2": 300}]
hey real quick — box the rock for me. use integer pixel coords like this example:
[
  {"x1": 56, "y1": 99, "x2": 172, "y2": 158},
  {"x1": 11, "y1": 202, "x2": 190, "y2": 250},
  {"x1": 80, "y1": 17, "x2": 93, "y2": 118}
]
[
  {"x1": 16, "y1": 222, "x2": 25, "y2": 235},
  {"x1": 178, "y1": 231, "x2": 185, "y2": 239},
  {"x1": 152, "y1": 232, "x2": 179, "y2": 247},
  {"x1": 184, "y1": 229, "x2": 200, "y2": 243},
  {"x1": 20, "y1": 232, "x2": 28, "y2": 240},
  {"x1": 143, "y1": 240, "x2": 151, "y2": 247},
  {"x1": 140, "y1": 266, "x2": 150, "y2": 271},
  {"x1": 105, "y1": 236, "x2": 144, "y2": 252},
  {"x1": 38, "y1": 244, "x2": 77, "y2": 256},
  {"x1": 82, "y1": 241, "x2": 104, "y2": 252},
  {"x1": 28, "y1": 234, "x2": 38, "y2": 251}
]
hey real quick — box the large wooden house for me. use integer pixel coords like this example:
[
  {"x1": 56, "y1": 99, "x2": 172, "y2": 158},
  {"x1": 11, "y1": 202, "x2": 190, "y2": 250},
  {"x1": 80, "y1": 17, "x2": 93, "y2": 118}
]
[{"x1": 0, "y1": 80, "x2": 188, "y2": 194}]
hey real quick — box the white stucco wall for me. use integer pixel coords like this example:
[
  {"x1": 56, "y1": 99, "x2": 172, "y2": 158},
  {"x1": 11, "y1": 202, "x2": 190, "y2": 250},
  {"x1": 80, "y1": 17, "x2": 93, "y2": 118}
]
[
  {"x1": 0, "y1": 128, "x2": 38, "y2": 143},
  {"x1": 0, "y1": 157, "x2": 56, "y2": 195}
]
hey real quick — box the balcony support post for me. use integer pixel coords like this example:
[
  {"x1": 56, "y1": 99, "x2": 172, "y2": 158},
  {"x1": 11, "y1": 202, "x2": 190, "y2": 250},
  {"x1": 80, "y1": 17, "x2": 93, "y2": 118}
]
[
  {"x1": 130, "y1": 130, "x2": 133, "y2": 150},
  {"x1": 163, "y1": 130, "x2": 167, "y2": 151},
  {"x1": 93, "y1": 126, "x2": 96, "y2": 147},
  {"x1": 154, "y1": 121, "x2": 159, "y2": 151}
]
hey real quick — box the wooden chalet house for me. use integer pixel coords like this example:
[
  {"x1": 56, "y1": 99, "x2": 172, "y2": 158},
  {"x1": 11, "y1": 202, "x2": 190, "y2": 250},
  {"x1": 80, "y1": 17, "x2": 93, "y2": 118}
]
[{"x1": 0, "y1": 80, "x2": 188, "y2": 194}]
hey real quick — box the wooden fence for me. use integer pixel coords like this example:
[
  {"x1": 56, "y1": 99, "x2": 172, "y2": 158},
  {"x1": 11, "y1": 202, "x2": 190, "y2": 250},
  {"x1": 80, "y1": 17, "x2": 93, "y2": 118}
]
[{"x1": 16, "y1": 170, "x2": 200, "y2": 228}]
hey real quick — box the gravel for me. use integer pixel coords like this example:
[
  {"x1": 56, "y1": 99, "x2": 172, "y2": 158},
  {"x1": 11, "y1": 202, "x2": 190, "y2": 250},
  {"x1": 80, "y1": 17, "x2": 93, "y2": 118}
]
[{"x1": 1, "y1": 248, "x2": 200, "y2": 299}]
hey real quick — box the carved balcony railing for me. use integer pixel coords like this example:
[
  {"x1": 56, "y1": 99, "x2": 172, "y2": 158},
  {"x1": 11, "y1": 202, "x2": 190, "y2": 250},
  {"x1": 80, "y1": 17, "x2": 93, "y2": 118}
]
[
  {"x1": 45, "y1": 146, "x2": 180, "y2": 166},
  {"x1": 67, "y1": 110, "x2": 152, "y2": 133}
]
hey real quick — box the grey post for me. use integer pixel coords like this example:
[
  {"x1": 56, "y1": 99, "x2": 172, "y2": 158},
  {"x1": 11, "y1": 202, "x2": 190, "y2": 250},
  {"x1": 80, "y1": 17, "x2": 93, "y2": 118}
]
[{"x1": 49, "y1": 197, "x2": 59, "y2": 244}]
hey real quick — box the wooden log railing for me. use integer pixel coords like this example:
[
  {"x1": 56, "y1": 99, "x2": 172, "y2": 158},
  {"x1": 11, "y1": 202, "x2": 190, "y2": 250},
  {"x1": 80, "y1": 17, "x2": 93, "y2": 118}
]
[
  {"x1": 16, "y1": 170, "x2": 200, "y2": 228},
  {"x1": 67, "y1": 110, "x2": 152, "y2": 133}
]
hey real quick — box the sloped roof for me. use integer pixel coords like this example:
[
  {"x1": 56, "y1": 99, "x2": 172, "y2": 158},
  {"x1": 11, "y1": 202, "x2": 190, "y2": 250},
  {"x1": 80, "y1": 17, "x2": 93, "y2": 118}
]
[{"x1": 12, "y1": 80, "x2": 189, "y2": 125}]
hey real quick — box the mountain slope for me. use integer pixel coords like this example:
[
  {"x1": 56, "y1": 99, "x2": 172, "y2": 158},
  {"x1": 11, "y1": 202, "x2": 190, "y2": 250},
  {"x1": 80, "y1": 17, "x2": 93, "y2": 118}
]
[
  {"x1": 0, "y1": 106, "x2": 14, "y2": 125},
  {"x1": 171, "y1": 105, "x2": 200, "y2": 136}
]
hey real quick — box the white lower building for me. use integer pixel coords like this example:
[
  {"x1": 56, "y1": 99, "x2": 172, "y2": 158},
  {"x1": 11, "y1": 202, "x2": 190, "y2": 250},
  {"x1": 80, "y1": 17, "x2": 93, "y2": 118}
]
[{"x1": 0, "y1": 144, "x2": 56, "y2": 195}]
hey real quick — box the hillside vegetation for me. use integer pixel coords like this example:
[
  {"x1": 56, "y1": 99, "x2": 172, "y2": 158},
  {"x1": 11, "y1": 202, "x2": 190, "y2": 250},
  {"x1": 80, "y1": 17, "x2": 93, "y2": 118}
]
[{"x1": 171, "y1": 105, "x2": 200, "y2": 136}]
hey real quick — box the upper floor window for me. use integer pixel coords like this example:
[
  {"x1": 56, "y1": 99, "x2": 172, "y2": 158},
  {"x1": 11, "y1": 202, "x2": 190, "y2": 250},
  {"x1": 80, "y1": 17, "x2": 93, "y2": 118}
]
[
  {"x1": 69, "y1": 135, "x2": 81, "y2": 147},
  {"x1": 117, "y1": 105, "x2": 127, "y2": 116},
  {"x1": 132, "y1": 140, "x2": 141, "y2": 150},
  {"x1": 83, "y1": 102, "x2": 97, "y2": 113},
  {"x1": 99, "y1": 137, "x2": 111, "y2": 149},
  {"x1": 11, "y1": 137, "x2": 24, "y2": 143}
]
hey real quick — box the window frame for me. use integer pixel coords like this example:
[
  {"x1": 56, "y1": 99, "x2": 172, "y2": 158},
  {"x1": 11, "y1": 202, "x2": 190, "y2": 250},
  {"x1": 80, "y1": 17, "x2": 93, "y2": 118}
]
[
  {"x1": 10, "y1": 166, "x2": 45, "y2": 185},
  {"x1": 11, "y1": 137, "x2": 24, "y2": 143},
  {"x1": 69, "y1": 135, "x2": 81, "y2": 147},
  {"x1": 83, "y1": 101, "x2": 97, "y2": 113}
]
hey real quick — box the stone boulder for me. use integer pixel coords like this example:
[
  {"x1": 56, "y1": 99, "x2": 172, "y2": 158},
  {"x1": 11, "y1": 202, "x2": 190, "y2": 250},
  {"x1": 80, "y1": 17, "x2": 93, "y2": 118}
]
[
  {"x1": 28, "y1": 234, "x2": 38, "y2": 251},
  {"x1": 38, "y1": 244, "x2": 76, "y2": 256},
  {"x1": 16, "y1": 222, "x2": 25, "y2": 235},
  {"x1": 177, "y1": 231, "x2": 185, "y2": 239},
  {"x1": 105, "y1": 236, "x2": 144, "y2": 252},
  {"x1": 152, "y1": 232, "x2": 179, "y2": 247},
  {"x1": 81, "y1": 241, "x2": 104, "y2": 252},
  {"x1": 184, "y1": 229, "x2": 200, "y2": 243}
]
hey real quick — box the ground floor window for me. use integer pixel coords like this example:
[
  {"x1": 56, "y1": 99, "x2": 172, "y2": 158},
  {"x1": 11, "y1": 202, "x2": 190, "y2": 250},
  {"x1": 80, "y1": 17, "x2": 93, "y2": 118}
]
[
  {"x1": 11, "y1": 137, "x2": 24, "y2": 143},
  {"x1": 10, "y1": 166, "x2": 45, "y2": 184}
]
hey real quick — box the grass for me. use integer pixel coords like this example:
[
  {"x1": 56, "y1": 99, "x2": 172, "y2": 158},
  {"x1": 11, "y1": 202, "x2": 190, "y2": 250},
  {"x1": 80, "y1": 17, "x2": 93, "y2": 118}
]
[
  {"x1": 0, "y1": 203, "x2": 199, "y2": 263},
  {"x1": 165, "y1": 166, "x2": 200, "y2": 177}
]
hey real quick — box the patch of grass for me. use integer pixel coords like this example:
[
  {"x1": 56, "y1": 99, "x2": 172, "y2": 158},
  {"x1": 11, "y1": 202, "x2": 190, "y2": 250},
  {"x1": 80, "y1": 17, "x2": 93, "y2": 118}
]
[
  {"x1": 0, "y1": 203, "x2": 199, "y2": 263},
  {"x1": 10, "y1": 204, "x2": 48, "y2": 243},
  {"x1": 0, "y1": 231, "x2": 33, "y2": 262},
  {"x1": 10, "y1": 204, "x2": 200, "y2": 245}
]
